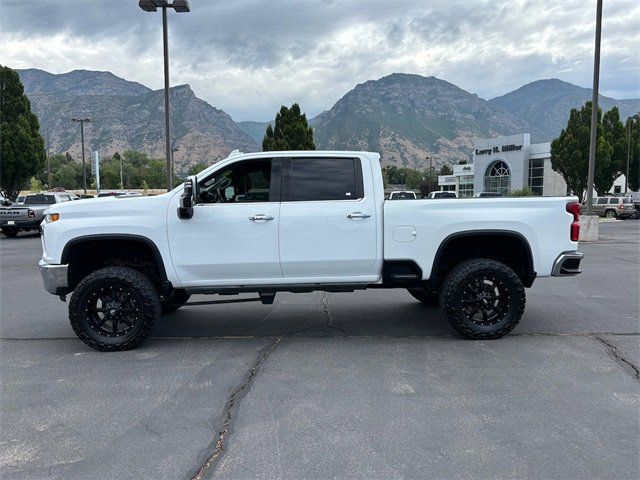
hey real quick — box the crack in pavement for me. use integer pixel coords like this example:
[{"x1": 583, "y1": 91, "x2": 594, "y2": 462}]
[
  {"x1": 189, "y1": 336, "x2": 282, "y2": 480},
  {"x1": 592, "y1": 335, "x2": 640, "y2": 382}
]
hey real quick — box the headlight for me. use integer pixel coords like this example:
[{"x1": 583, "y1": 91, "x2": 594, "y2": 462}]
[{"x1": 44, "y1": 213, "x2": 60, "y2": 223}]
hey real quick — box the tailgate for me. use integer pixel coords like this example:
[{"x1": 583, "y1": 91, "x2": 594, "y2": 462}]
[{"x1": 0, "y1": 207, "x2": 29, "y2": 222}]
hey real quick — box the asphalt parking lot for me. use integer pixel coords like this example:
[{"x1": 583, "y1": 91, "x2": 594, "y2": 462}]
[{"x1": 1, "y1": 221, "x2": 639, "y2": 480}]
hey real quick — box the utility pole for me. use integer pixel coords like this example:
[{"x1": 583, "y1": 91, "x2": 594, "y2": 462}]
[
  {"x1": 585, "y1": 0, "x2": 602, "y2": 215},
  {"x1": 120, "y1": 154, "x2": 124, "y2": 190}
]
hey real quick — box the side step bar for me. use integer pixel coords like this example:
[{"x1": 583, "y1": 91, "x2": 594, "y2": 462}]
[{"x1": 182, "y1": 292, "x2": 277, "y2": 307}]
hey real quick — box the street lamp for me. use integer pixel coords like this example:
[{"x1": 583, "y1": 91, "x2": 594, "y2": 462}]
[
  {"x1": 139, "y1": 0, "x2": 191, "y2": 192},
  {"x1": 71, "y1": 117, "x2": 91, "y2": 194},
  {"x1": 585, "y1": 0, "x2": 602, "y2": 215}
]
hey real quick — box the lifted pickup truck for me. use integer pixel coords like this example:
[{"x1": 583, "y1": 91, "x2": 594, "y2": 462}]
[
  {"x1": 39, "y1": 150, "x2": 583, "y2": 351},
  {"x1": 1, "y1": 192, "x2": 79, "y2": 237}
]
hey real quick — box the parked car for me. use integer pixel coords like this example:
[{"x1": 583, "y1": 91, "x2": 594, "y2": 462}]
[
  {"x1": 474, "y1": 192, "x2": 503, "y2": 198},
  {"x1": 426, "y1": 191, "x2": 458, "y2": 199},
  {"x1": 581, "y1": 196, "x2": 636, "y2": 219},
  {"x1": 388, "y1": 191, "x2": 417, "y2": 200},
  {"x1": 39, "y1": 150, "x2": 583, "y2": 351},
  {"x1": 0, "y1": 192, "x2": 78, "y2": 237}
]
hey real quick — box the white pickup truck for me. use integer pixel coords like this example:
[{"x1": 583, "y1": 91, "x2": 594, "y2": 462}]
[{"x1": 39, "y1": 150, "x2": 583, "y2": 351}]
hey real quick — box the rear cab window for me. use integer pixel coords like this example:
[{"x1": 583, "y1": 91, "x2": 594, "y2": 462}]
[
  {"x1": 284, "y1": 157, "x2": 364, "y2": 201},
  {"x1": 24, "y1": 195, "x2": 55, "y2": 205}
]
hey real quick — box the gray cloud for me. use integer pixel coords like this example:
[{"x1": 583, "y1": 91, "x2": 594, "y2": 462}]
[{"x1": 1, "y1": 0, "x2": 638, "y2": 120}]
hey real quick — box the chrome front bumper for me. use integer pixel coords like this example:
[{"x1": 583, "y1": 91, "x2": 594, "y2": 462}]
[
  {"x1": 39, "y1": 260, "x2": 68, "y2": 295},
  {"x1": 551, "y1": 251, "x2": 584, "y2": 277}
]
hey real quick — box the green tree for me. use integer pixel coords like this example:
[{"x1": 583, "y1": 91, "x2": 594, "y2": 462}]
[
  {"x1": 188, "y1": 162, "x2": 209, "y2": 176},
  {"x1": 627, "y1": 115, "x2": 640, "y2": 191},
  {"x1": 29, "y1": 176, "x2": 43, "y2": 191},
  {"x1": 551, "y1": 101, "x2": 612, "y2": 202},
  {"x1": 0, "y1": 65, "x2": 46, "y2": 199},
  {"x1": 263, "y1": 103, "x2": 315, "y2": 151},
  {"x1": 600, "y1": 107, "x2": 626, "y2": 193},
  {"x1": 439, "y1": 164, "x2": 453, "y2": 175}
]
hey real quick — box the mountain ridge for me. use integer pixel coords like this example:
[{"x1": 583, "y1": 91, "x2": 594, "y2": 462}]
[
  {"x1": 15, "y1": 68, "x2": 639, "y2": 171},
  {"x1": 17, "y1": 68, "x2": 259, "y2": 171}
]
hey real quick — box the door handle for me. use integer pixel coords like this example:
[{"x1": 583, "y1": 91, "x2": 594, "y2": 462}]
[
  {"x1": 346, "y1": 212, "x2": 371, "y2": 219},
  {"x1": 249, "y1": 214, "x2": 274, "y2": 222}
]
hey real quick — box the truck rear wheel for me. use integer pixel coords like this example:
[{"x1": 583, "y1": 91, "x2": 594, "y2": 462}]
[
  {"x1": 440, "y1": 259, "x2": 525, "y2": 339},
  {"x1": 2, "y1": 227, "x2": 19, "y2": 238},
  {"x1": 69, "y1": 266, "x2": 161, "y2": 351},
  {"x1": 407, "y1": 287, "x2": 439, "y2": 306},
  {"x1": 161, "y1": 289, "x2": 191, "y2": 314}
]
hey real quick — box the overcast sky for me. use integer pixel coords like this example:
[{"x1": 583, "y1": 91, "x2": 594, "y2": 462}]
[{"x1": 1, "y1": 0, "x2": 638, "y2": 121}]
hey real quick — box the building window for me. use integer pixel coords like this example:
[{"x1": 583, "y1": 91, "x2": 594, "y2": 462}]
[
  {"x1": 442, "y1": 184, "x2": 456, "y2": 191},
  {"x1": 484, "y1": 160, "x2": 511, "y2": 195},
  {"x1": 459, "y1": 175, "x2": 474, "y2": 197},
  {"x1": 528, "y1": 158, "x2": 545, "y2": 196}
]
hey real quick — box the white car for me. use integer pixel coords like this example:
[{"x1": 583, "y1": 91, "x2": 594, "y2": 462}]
[
  {"x1": 39, "y1": 150, "x2": 583, "y2": 351},
  {"x1": 427, "y1": 191, "x2": 458, "y2": 199},
  {"x1": 389, "y1": 191, "x2": 417, "y2": 200}
]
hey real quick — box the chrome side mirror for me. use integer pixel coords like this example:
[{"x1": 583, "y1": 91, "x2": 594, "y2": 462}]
[{"x1": 178, "y1": 176, "x2": 196, "y2": 219}]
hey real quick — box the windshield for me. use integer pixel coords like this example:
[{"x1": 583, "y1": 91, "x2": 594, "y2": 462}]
[{"x1": 24, "y1": 194, "x2": 56, "y2": 205}]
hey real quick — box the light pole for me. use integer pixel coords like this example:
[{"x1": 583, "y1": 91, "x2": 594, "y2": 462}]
[
  {"x1": 120, "y1": 155, "x2": 124, "y2": 190},
  {"x1": 585, "y1": 0, "x2": 602, "y2": 215},
  {"x1": 71, "y1": 117, "x2": 91, "y2": 194},
  {"x1": 139, "y1": 0, "x2": 190, "y2": 192}
]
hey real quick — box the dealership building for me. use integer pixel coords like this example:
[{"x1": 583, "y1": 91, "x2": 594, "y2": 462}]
[{"x1": 438, "y1": 134, "x2": 567, "y2": 197}]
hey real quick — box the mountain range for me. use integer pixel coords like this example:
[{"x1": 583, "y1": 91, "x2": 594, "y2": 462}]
[{"x1": 17, "y1": 68, "x2": 639, "y2": 172}]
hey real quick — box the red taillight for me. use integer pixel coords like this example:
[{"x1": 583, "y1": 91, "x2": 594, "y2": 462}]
[
  {"x1": 619, "y1": 204, "x2": 624, "y2": 210},
  {"x1": 566, "y1": 202, "x2": 580, "y2": 241},
  {"x1": 28, "y1": 209, "x2": 35, "y2": 219}
]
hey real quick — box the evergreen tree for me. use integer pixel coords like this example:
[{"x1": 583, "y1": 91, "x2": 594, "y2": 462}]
[
  {"x1": 262, "y1": 103, "x2": 315, "y2": 151},
  {"x1": 600, "y1": 107, "x2": 626, "y2": 193},
  {"x1": 439, "y1": 164, "x2": 453, "y2": 175},
  {"x1": 0, "y1": 65, "x2": 46, "y2": 199},
  {"x1": 627, "y1": 115, "x2": 640, "y2": 192},
  {"x1": 551, "y1": 101, "x2": 612, "y2": 202}
]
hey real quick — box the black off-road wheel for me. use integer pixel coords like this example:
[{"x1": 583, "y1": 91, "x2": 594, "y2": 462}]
[
  {"x1": 407, "y1": 287, "x2": 440, "y2": 306},
  {"x1": 161, "y1": 289, "x2": 191, "y2": 314},
  {"x1": 69, "y1": 266, "x2": 161, "y2": 351},
  {"x1": 2, "y1": 227, "x2": 19, "y2": 238},
  {"x1": 440, "y1": 259, "x2": 525, "y2": 339}
]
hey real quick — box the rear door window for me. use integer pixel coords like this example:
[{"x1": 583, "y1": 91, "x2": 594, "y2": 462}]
[
  {"x1": 596, "y1": 198, "x2": 608, "y2": 205},
  {"x1": 287, "y1": 158, "x2": 363, "y2": 201}
]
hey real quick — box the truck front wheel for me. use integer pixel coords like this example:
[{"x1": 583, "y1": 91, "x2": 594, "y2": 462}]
[
  {"x1": 69, "y1": 266, "x2": 161, "y2": 351},
  {"x1": 440, "y1": 259, "x2": 525, "y2": 339}
]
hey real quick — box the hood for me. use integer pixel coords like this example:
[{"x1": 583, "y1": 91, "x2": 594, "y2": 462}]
[{"x1": 49, "y1": 192, "x2": 175, "y2": 218}]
